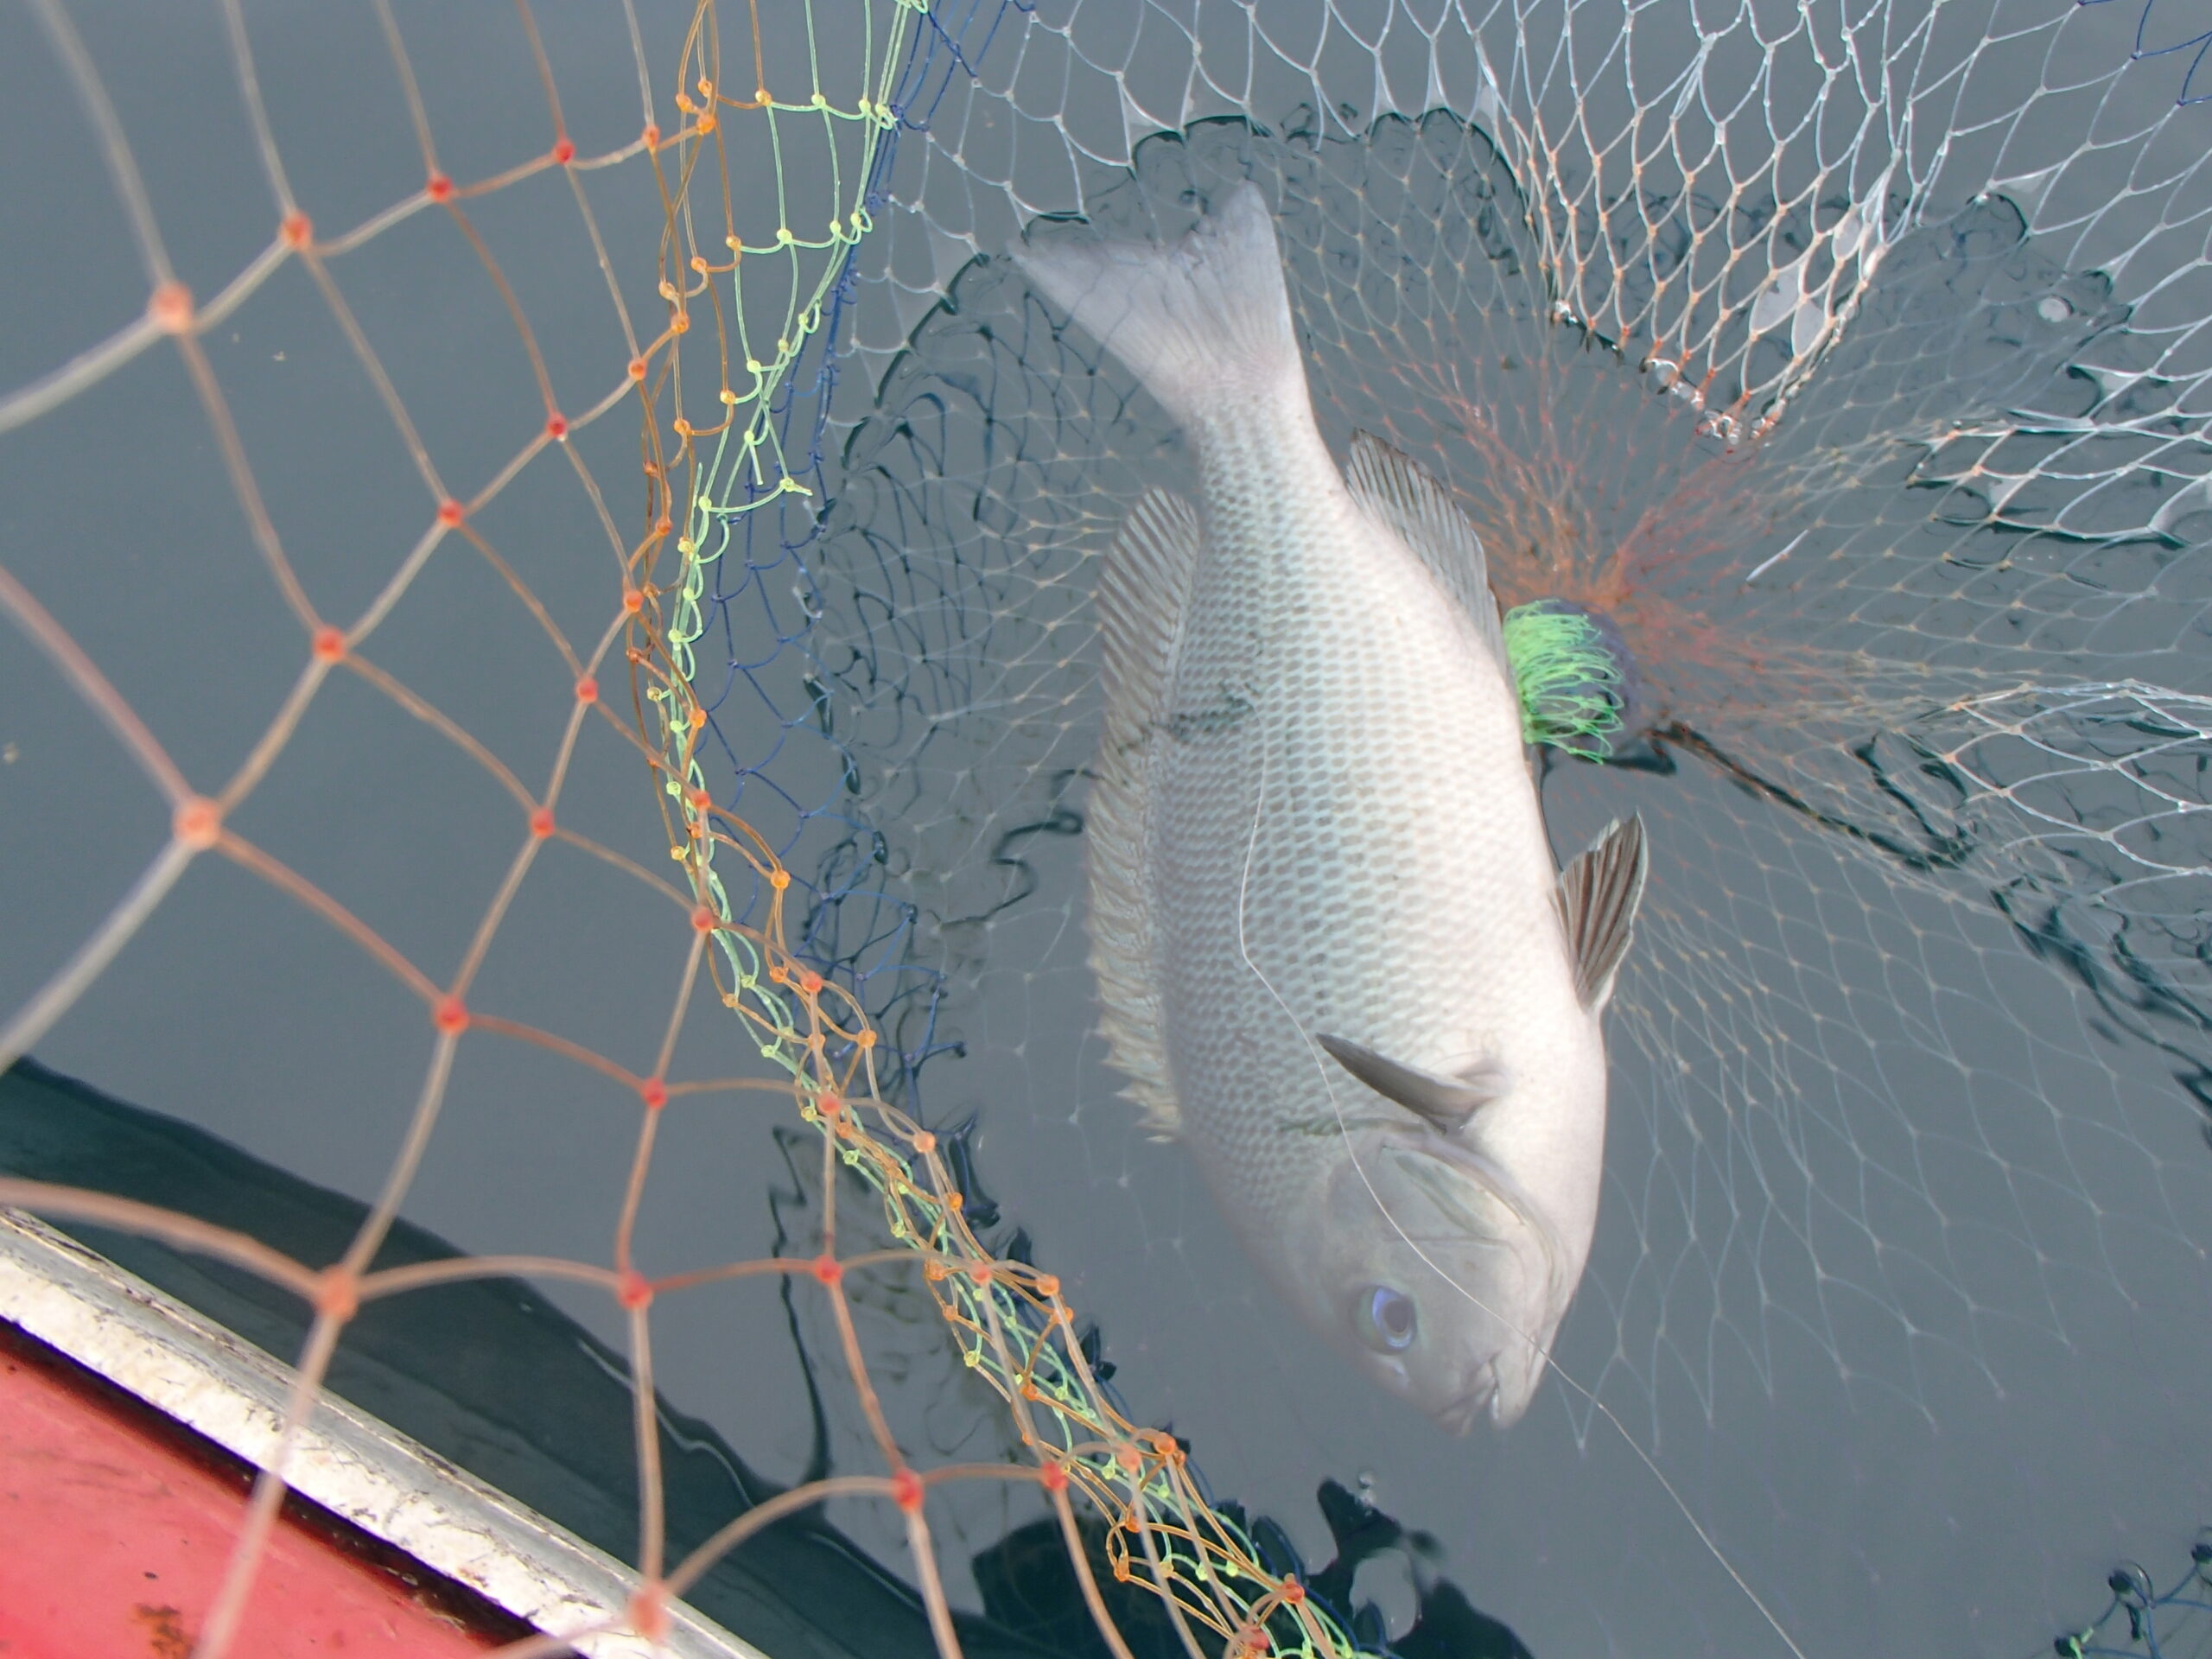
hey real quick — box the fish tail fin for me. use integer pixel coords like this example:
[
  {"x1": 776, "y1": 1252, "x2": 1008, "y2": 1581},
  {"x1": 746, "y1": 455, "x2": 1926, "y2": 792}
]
[{"x1": 1011, "y1": 181, "x2": 1298, "y2": 430}]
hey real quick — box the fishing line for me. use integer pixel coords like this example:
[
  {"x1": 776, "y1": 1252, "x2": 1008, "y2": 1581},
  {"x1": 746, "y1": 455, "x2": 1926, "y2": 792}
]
[{"x1": 1230, "y1": 733, "x2": 1810, "y2": 1659}]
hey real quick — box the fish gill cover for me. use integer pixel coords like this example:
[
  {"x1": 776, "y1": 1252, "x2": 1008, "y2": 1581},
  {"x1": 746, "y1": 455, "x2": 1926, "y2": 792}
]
[{"x1": 0, "y1": 3, "x2": 2207, "y2": 1659}]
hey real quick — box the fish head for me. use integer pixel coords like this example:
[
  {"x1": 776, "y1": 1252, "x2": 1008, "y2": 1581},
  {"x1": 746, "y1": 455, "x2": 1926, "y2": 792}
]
[{"x1": 1307, "y1": 1129, "x2": 1571, "y2": 1432}]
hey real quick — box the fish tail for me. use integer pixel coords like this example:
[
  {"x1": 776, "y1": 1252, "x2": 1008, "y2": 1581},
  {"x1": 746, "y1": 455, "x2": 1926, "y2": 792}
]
[{"x1": 1011, "y1": 181, "x2": 1298, "y2": 431}]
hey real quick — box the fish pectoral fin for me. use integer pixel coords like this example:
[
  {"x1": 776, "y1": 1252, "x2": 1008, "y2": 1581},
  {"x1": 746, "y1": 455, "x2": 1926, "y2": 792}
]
[
  {"x1": 1315, "y1": 1033, "x2": 1510, "y2": 1134},
  {"x1": 1342, "y1": 431, "x2": 1509, "y2": 675},
  {"x1": 1557, "y1": 812, "x2": 1650, "y2": 1012}
]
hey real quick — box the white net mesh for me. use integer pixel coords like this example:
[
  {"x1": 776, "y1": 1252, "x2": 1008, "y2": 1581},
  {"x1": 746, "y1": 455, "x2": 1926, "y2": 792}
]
[{"x1": 1, "y1": 2, "x2": 2207, "y2": 1656}]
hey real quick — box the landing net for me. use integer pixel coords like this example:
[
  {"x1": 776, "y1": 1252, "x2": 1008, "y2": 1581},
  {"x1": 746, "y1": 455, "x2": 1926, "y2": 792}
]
[{"x1": 0, "y1": 3, "x2": 2207, "y2": 1658}]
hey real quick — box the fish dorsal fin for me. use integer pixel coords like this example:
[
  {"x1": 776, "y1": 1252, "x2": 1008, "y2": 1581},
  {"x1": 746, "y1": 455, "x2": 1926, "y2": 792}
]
[
  {"x1": 1087, "y1": 488, "x2": 1204, "y2": 1139},
  {"x1": 1343, "y1": 431, "x2": 1509, "y2": 674},
  {"x1": 1557, "y1": 813, "x2": 1649, "y2": 1012},
  {"x1": 1316, "y1": 1033, "x2": 1511, "y2": 1135}
]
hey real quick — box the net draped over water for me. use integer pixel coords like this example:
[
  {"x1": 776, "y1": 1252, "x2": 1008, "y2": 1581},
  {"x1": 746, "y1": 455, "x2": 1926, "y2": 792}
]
[{"x1": 0, "y1": 2, "x2": 2207, "y2": 1657}]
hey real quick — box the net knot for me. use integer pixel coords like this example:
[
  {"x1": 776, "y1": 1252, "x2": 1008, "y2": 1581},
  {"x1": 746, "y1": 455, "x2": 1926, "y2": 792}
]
[
  {"x1": 627, "y1": 1582, "x2": 670, "y2": 1641},
  {"x1": 313, "y1": 1267, "x2": 359, "y2": 1323},
  {"x1": 147, "y1": 282, "x2": 193, "y2": 334},
  {"x1": 172, "y1": 797, "x2": 223, "y2": 852}
]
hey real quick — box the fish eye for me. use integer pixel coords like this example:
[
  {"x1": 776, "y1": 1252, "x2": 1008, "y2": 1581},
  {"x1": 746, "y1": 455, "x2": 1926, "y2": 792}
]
[{"x1": 1358, "y1": 1286, "x2": 1418, "y2": 1352}]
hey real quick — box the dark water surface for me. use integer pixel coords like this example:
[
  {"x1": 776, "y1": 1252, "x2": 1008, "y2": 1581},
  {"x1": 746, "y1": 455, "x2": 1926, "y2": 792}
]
[{"x1": 2, "y1": 6, "x2": 2207, "y2": 1658}]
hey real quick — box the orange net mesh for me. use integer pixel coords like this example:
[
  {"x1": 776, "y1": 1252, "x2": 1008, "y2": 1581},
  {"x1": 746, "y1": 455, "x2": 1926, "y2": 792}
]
[{"x1": 0, "y1": 3, "x2": 1376, "y2": 1654}]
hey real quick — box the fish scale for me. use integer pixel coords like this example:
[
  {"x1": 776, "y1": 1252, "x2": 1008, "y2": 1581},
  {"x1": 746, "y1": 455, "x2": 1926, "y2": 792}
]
[
  {"x1": 1160, "y1": 397, "x2": 1565, "y2": 1224},
  {"x1": 1014, "y1": 183, "x2": 1645, "y2": 1429}
]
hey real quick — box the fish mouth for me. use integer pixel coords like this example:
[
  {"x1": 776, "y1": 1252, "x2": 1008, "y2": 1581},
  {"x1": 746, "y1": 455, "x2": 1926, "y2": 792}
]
[{"x1": 1433, "y1": 1370, "x2": 1499, "y2": 1435}]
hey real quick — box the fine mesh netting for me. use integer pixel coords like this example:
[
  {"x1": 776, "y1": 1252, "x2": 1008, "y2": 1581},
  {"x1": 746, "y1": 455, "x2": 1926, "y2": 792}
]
[{"x1": 1, "y1": 3, "x2": 2208, "y2": 1658}]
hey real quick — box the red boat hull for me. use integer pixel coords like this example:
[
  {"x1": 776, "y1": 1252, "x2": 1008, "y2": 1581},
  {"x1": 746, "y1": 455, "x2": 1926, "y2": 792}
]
[{"x1": 0, "y1": 1319, "x2": 521, "y2": 1657}]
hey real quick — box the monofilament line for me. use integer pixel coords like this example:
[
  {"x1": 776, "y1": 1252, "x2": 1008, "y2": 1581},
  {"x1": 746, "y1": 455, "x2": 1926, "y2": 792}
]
[{"x1": 1230, "y1": 735, "x2": 1810, "y2": 1659}]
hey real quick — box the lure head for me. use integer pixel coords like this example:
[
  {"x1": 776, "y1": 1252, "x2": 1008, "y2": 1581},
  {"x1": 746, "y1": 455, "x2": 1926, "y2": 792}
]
[{"x1": 1503, "y1": 598, "x2": 1643, "y2": 760}]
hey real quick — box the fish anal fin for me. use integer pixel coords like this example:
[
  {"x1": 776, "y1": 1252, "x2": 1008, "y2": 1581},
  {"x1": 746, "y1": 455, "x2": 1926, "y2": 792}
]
[
  {"x1": 1088, "y1": 489, "x2": 1204, "y2": 1140},
  {"x1": 1342, "y1": 431, "x2": 1508, "y2": 675},
  {"x1": 1557, "y1": 813, "x2": 1649, "y2": 1011},
  {"x1": 1316, "y1": 1033, "x2": 1510, "y2": 1135}
]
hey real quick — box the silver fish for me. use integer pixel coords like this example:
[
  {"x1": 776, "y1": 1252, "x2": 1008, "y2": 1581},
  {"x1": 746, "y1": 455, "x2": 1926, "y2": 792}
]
[{"x1": 1014, "y1": 184, "x2": 1647, "y2": 1431}]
